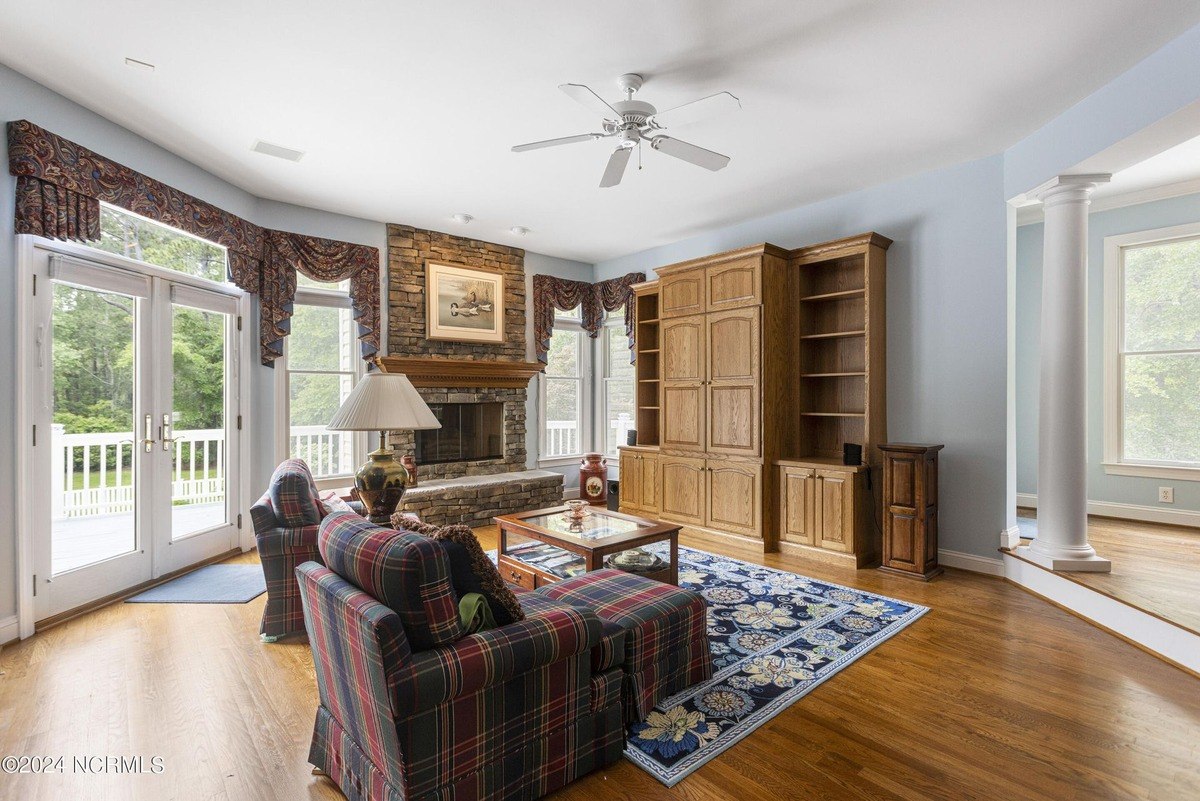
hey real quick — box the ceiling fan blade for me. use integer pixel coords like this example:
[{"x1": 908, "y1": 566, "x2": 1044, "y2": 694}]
[
  {"x1": 560, "y1": 83, "x2": 620, "y2": 120},
  {"x1": 599, "y1": 147, "x2": 633, "y2": 188},
  {"x1": 511, "y1": 133, "x2": 602, "y2": 152},
  {"x1": 651, "y1": 91, "x2": 741, "y2": 129},
  {"x1": 650, "y1": 136, "x2": 730, "y2": 171}
]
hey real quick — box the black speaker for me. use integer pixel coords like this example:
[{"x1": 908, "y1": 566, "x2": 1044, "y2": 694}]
[
  {"x1": 843, "y1": 443, "x2": 863, "y2": 466},
  {"x1": 626, "y1": 429, "x2": 638, "y2": 446}
]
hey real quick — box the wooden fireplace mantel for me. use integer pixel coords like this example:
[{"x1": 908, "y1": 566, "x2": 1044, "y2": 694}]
[{"x1": 376, "y1": 356, "x2": 542, "y2": 388}]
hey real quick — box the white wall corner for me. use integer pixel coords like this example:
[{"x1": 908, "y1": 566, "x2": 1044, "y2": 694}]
[
  {"x1": 938, "y1": 549, "x2": 1005, "y2": 577},
  {"x1": 0, "y1": 614, "x2": 19, "y2": 646},
  {"x1": 1001, "y1": 525, "x2": 1021, "y2": 550}
]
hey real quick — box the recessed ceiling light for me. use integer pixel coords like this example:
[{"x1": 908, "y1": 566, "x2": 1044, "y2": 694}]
[
  {"x1": 251, "y1": 140, "x2": 305, "y2": 162},
  {"x1": 124, "y1": 57, "x2": 155, "y2": 72},
  {"x1": 452, "y1": 213, "x2": 474, "y2": 224},
  {"x1": 510, "y1": 226, "x2": 530, "y2": 236}
]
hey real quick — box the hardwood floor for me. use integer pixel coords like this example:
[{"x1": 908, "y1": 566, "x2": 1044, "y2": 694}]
[
  {"x1": 1016, "y1": 508, "x2": 1200, "y2": 634},
  {"x1": 1, "y1": 526, "x2": 1197, "y2": 800}
]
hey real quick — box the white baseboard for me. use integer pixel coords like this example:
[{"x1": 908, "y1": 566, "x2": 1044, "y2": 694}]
[
  {"x1": 939, "y1": 549, "x2": 1004, "y2": 577},
  {"x1": 1016, "y1": 493, "x2": 1200, "y2": 528},
  {"x1": 1002, "y1": 552, "x2": 1199, "y2": 675},
  {"x1": 0, "y1": 615, "x2": 19, "y2": 646}
]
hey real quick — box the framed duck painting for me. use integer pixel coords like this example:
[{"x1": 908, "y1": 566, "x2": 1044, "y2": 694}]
[{"x1": 425, "y1": 262, "x2": 505, "y2": 343}]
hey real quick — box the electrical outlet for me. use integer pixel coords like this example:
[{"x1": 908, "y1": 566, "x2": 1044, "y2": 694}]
[{"x1": 1158, "y1": 486, "x2": 1174, "y2": 504}]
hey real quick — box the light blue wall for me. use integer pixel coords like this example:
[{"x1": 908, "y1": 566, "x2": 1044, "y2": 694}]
[
  {"x1": 595, "y1": 156, "x2": 1010, "y2": 560},
  {"x1": 1015, "y1": 192, "x2": 1200, "y2": 510}
]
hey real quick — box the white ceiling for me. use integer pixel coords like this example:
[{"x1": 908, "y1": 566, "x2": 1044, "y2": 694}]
[{"x1": 2, "y1": 1, "x2": 1198, "y2": 263}]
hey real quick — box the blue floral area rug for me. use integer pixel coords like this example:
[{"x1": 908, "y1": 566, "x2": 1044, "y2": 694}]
[{"x1": 625, "y1": 544, "x2": 928, "y2": 786}]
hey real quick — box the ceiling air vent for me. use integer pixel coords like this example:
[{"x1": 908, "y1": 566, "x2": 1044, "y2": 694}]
[{"x1": 251, "y1": 140, "x2": 305, "y2": 162}]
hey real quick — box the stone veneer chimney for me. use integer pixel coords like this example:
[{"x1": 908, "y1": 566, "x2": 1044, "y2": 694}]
[{"x1": 385, "y1": 224, "x2": 530, "y2": 480}]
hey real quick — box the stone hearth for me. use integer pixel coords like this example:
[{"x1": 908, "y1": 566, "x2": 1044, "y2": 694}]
[{"x1": 399, "y1": 470, "x2": 563, "y2": 527}]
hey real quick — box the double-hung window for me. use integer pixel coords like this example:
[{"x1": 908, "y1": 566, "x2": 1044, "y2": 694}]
[
  {"x1": 1103, "y1": 222, "x2": 1200, "y2": 479},
  {"x1": 539, "y1": 307, "x2": 590, "y2": 463},
  {"x1": 277, "y1": 278, "x2": 365, "y2": 485},
  {"x1": 600, "y1": 308, "x2": 636, "y2": 456}
]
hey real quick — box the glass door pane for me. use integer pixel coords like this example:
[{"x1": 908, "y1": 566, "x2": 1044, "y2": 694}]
[
  {"x1": 170, "y1": 302, "x2": 229, "y2": 539},
  {"x1": 50, "y1": 282, "x2": 138, "y2": 574}
]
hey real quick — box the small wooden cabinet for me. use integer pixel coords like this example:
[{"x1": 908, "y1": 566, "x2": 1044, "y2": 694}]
[
  {"x1": 879, "y1": 443, "x2": 943, "y2": 580},
  {"x1": 660, "y1": 454, "x2": 761, "y2": 537},
  {"x1": 707, "y1": 458, "x2": 761, "y2": 537},
  {"x1": 618, "y1": 448, "x2": 660, "y2": 516},
  {"x1": 776, "y1": 459, "x2": 871, "y2": 567}
]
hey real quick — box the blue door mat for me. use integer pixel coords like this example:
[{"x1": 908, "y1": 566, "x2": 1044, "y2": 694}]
[{"x1": 126, "y1": 564, "x2": 266, "y2": 604}]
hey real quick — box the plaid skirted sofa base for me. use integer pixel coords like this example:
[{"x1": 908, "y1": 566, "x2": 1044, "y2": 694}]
[
  {"x1": 537, "y1": 569, "x2": 712, "y2": 724},
  {"x1": 297, "y1": 513, "x2": 626, "y2": 801}
]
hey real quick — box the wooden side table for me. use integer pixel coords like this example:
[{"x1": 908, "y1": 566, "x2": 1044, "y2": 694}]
[{"x1": 878, "y1": 443, "x2": 944, "y2": 580}]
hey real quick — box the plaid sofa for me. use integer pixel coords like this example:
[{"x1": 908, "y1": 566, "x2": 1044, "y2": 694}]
[
  {"x1": 251, "y1": 459, "x2": 328, "y2": 640},
  {"x1": 297, "y1": 513, "x2": 625, "y2": 801}
]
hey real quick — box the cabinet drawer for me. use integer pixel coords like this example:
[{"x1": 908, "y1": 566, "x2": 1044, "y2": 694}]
[{"x1": 498, "y1": 556, "x2": 539, "y2": 590}]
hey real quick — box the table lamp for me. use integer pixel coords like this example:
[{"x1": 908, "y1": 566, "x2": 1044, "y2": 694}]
[{"x1": 327, "y1": 371, "x2": 440, "y2": 525}]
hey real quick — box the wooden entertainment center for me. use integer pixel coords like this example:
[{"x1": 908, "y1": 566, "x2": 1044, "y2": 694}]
[{"x1": 618, "y1": 232, "x2": 890, "y2": 568}]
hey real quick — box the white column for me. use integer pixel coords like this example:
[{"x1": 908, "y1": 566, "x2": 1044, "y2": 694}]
[{"x1": 1019, "y1": 174, "x2": 1111, "y2": 572}]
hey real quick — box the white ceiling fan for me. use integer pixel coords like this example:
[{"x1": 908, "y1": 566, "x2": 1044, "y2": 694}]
[{"x1": 512, "y1": 73, "x2": 740, "y2": 188}]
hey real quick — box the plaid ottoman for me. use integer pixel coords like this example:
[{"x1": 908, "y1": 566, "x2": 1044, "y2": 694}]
[{"x1": 536, "y1": 569, "x2": 712, "y2": 724}]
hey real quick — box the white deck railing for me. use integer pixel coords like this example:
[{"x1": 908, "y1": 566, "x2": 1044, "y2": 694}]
[
  {"x1": 52, "y1": 425, "x2": 225, "y2": 519},
  {"x1": 543, "y1": 414, "x2": 633, "y2": 459},
  {"x1": 289, "y1": 425, "x2": 354, "y2": 479}
]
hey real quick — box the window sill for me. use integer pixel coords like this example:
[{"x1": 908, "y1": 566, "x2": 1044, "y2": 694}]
[
  {"x1": 1102, "y1": 462, "x2": 1200, "y2": 482},
  {"x1": 538, "y1": 456, "x2": 584, "y2": 468},
  {"x1": 314, "y1": 475, "x2": 356, "y2": 491}
]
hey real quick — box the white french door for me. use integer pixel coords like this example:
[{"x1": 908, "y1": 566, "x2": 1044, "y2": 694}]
[{"x1": 25, "y1": 241, "x2": 244, "y2": 622}]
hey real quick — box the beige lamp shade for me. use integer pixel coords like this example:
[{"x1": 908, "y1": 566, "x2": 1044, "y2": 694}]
[{"x1": 327, "y1": 371, "x2": 441, "y2": 432}]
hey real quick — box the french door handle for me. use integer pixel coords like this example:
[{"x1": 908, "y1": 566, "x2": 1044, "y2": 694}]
[{"x1": 142, "y1": 414, "x2": 156, "y2": 452}]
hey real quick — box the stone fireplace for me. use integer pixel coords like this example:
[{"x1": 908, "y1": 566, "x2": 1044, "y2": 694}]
[{"x1": 380, "y1": 225, "x2": 562, "y2": 525}]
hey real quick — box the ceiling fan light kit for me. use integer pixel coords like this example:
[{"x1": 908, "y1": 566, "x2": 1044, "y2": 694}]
[{"x1": 512, "y1": 72, "x2": 740, "y2": 188}]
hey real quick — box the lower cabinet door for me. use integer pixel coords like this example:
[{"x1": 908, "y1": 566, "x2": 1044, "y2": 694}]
[
  {"x1": 706, "y1": 459, "x2": 761, "y2": 537},
  {"x1": 619, "y1": 450, "x2": 642, "y2": 512},
  {"x1": 639, "y1": 454, "x2": 660, "y2": 515},
  {"x1": 659, "y1": 455, "x2": 707, "y2": 526},
  {"x1": 779, "y1": 466, "x2": 816, "y2": 546},
  {"x1": 816, "y1": 469, "x2": 856, "y2": 553}
]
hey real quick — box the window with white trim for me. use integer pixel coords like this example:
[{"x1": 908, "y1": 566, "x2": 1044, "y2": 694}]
[
  {"x1": 277, "y1": 282, "x2": 366, "y2": 484},
  {"x1": 601, "y1": 307, "x2": 636, "y2": 456},
  {"x1": 539, "y1": 306, "x2": 590, "y2": 462},
  {"x1": 1104, "y1": 223, "x2": 1200, "y2": 479}
]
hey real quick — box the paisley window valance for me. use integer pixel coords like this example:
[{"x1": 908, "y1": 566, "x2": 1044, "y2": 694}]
[
  {"x1": 7, "y1": 119, "x2": 379, "y2": 366},
  {"x1": 532, "y1": 272, "x2": 645, "y2": 363}
]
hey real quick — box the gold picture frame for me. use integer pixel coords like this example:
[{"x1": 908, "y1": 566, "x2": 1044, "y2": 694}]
[{"x1": 425, "y1": 262, "x2": 505, "y2": 343}]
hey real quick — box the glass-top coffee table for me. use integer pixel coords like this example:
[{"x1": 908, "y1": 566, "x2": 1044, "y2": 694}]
[{"x1": 495, "y1": 506, "x2": 680, "y2": 588}]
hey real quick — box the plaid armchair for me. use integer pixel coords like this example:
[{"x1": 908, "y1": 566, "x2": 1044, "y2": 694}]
[
  {"x1": 297, "y1": 512, "x2": 625, "y2": 801},
  {"x1": 251, "y1": 459, "x2": 327, "y2": 641}
]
